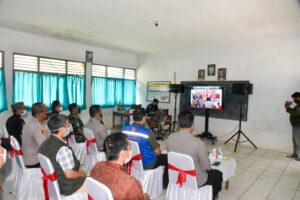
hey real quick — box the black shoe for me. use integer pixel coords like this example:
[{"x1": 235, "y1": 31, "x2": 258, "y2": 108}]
[{"x1": 287, "y1": 154, "x2": 297, "y2": 158}]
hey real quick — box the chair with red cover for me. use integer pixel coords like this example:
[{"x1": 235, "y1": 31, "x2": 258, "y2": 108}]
[{"x1": 166, "y1": 151, "x2": 212, "y2": 200}]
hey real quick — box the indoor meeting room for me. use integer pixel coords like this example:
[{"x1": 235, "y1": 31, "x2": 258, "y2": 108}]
[{"x1": 0, "y1": 0, "x2": 300, "y2": 200}]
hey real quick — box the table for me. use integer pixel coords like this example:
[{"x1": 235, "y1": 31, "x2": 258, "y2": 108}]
[
  {"x1": 210, "y1": 157, "x2": 237, "y2": 190},
  {"x1": 113, "y1": 111, "x2": 132, "y2": 128}
]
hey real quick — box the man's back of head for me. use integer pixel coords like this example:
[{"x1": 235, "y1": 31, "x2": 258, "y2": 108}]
[
  {"x1": 133, "y1": 107, "x2": 146, "y2": 123},
  {"x1": 178, "y1": 110, "x2": 194, "y2": 129}
]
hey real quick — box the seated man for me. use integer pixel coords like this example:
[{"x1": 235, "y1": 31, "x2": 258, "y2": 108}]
[
  {"x1": 6, "y1": 102, "x2": 26, "y2": 145},
  {"x1": 90, "y1": 133, "x2": 149, "y2": 200},
  {"x1": 146, "y1": 98, "x2": 159, "y2": 115},
  {"x1": 22, "y1": 102, "x2": 48, "y2": 168},
  {"x1": 68, "y1": 103, "x2": 84, "y2": 143},
  {"x1": 166, "y1": 111, "x2": 223, "y2": 199},
  {"x1": 86, "y1": 105, "x2": 107, "y2": 151},
  {"x1": 49, "y1": 100, "x2": 63, "y2": 117},
  {"x1": 39, "y1": 114, "x2": 87, "y2": 196},
  {"x1": 123, "y1": 107, "x2": 169, "y2": 188}
]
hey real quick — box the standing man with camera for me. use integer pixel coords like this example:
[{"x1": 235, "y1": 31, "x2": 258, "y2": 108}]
[{"x1": 285, "y1": 92, "x2": 300, "y2": 161}]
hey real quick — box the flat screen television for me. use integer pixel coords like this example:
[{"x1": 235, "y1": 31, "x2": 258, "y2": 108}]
[{"x1": 190, "y1": 86, "x2": 223, "y2": 110}]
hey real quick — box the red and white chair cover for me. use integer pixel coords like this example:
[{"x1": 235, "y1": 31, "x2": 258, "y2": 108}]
[
  {"x1": 166, "y1": 152, "x2": 213, "y2": 200},
  {"x1": 9, "y1": 136, "x2": 44, "y2": 200},
  {"x1": 38, "y1": 153, "x2": 90, "y2": 200},
  {"x1": 86, "y1": 177, "x2": 113, "y2": 200},
  {"x1": 128, "y1": 140, "x2": 164, "y2": 199},
  {"x1": 82, "y1": 128, "x2": 106, "y2": 175},
  {"x1": 2, "y1": 126, "x2": 16, "y2": 183},
  {"x1": 66, "y1": 125, "x2": 86, "y2": 164}
]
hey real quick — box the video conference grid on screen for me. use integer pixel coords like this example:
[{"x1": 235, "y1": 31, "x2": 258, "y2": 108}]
[{"x1": 190, "y1": 86, "x2": 223, "y2": 110}]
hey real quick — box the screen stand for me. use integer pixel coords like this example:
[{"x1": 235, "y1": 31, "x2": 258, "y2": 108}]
[{"x1": 196, "y1": 109, "x2": 217, "y2": 144}]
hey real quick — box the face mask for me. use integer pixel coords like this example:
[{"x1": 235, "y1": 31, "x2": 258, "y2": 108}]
[
  {"x1": 21, "y1": 110, "x2": 27, "y2": 117},
  {"x1": 124, "y1": 150, "x2": 132, "y2": 164},
  {"x1": 57, "y1": 107, "x2": 63, "y2": 112},
  {"x1": 63, "y1": 126, "x2": 71, "y2": 137},
  {"x1": 294, "y1": 100, "x2": 300, "y2": 104}
]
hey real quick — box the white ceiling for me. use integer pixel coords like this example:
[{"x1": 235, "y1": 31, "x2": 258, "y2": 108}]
[{"x1": 0, "y1": 0, "x2": 300, "y2": 55}]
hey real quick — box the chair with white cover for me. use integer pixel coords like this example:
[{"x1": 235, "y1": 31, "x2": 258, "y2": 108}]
[
  {"x1": 166, "y1": 152, "x2": 213, "y2": 200},
  {"x1": 2, "y1": 126, "x2": 16, "y2": 183},
  {"x1": 9, "y1": 136, "x2": 44, "y2": 200},
  {"x1": 38, "y1": 153, "x2": 89, "y2": 200},
  {"x1": 82, "y1": 128, "x2": 106, "y2": 175},
  {"x1": 86, "y1": 177, "x2": 113, "y2": 200},
  {"x1": 128, "y1": 140, "x2": 164, "y2": 199},
  {"x1": 66, "y1": 124, "x2": 86, "y2": 164}
]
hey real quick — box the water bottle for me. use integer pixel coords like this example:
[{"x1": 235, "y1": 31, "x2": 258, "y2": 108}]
[{"x1": 218, "y1": 148, "x2": 222, "y2": 159}]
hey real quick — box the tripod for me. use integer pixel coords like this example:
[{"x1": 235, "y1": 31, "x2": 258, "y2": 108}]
[
  {"x1": 224, "y1": 104, "x2": 257, "y2": 152},
  {"x1": 171, "y1": 92, "x2": 178, "y2": 132}
]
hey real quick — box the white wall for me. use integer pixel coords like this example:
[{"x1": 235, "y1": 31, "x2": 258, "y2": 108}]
[
  {"x1": 137, "y1": 37, "x2": 300, "y2": 153},
  {"x1": 0, "y1": 27, "x2": 138, "y2": 128}
]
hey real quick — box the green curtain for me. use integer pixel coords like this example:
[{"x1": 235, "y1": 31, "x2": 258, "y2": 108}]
[
  {"x1": 0, "y1": 68, "x2": 7, "y2": 112},
  {"x1": 66, "y1": 75, "x2": 86, "y2": 109},
  {"x1": 123, "y1": 80, "x2": 136, "y2": 106},
  {"x1": 13, "y1": 71, "x2": 86, "y2": 109},
  {"x1": 92, "y1": 77, "x2": 135, "y2": 107}
]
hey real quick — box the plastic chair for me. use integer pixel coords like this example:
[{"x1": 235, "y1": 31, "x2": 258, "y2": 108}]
[
  {"x1": 38, "y1": 153, "x2": 89, "y2": 200},
  {"x1": 9, "y1": 136, "x2": 44, "y2": 200},
  {"x1": 67, "y1": 124, "x2": 86, "y2": 164},
  {"x1": 166, "y1": 152, "x2": 213, "y2": 200},
  {"x1": 82, "y1": 128, "x2": 106, "y2": 175},
  {"x1": 86, "y1": 177, "x2": 113, "y2": 200},
  {"x1": 128, "y1": 140, "x2": 164, "y2": 199}
]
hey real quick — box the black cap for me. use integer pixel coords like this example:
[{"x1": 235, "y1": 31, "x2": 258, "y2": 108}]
[
  {"x1": 291, "y1": 92, "x2": 300, "y2": 98},
  {"x1": 153, "y1": 99, "x2": 159, "y2": 103}
]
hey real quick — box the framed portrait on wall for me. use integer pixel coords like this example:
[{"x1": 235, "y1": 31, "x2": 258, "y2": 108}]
[
  {"x1": 218, "y1": 68, "x2": 227, "y2": 81},
  {"x1": 86, "y1": 51, "x2": 93, "y2": 63},
  {"x1": 198, "y1": 69, "x2": 205, "y2": 81},
  {"x1": 207, "y1": 64, "x2": 216, "y2": 76},
  {"x1": 147, "y1": 81, "x2": 171, "y2": 103}
]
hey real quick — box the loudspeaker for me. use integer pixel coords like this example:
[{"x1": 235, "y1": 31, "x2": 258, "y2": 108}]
[
  {"x1": 170, "y1": 84, "x2": 185, "y2": 93},
  {"x1": 232, "y1": 83, "x2": 253, "y2": 95}
]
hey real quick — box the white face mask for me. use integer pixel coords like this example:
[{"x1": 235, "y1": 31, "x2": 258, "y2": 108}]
[
  {"x1": 58, "y1": 107, "x2": 63, "y2": 112},
  {"x1": 124, "y1": 150, "x2": 132, "y2": 164},
  {"x1": 63, "y1": 126, "x2": 71, "y2": 137},
  {"x1": 21, "y1": 110, "x2": 27, "y2": 118}
]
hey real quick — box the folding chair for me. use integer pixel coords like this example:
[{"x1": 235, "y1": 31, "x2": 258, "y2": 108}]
[
  {"x1": 128, "y1": 140, "x2": 164, "y2": 199},
  {"x1": 166, "y1": 152, "x2": 213, "y2": 200},
  {"x1": 82, "y1": 128, "x2": 106, "y2": 175},
  {"x1": 10, "y1": 136, "x2": 44, "y2": 200},
  {"x1": 86, "y1": 177, "x2": 113, "y2": 200},
  {"x1": 38, "y1": 153, "x2": 89, "y2": 200}
]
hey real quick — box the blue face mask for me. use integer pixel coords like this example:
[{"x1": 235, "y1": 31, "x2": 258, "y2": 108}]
[{"x1": 63, "y1": 126, "x2": 71, "y2": 137}]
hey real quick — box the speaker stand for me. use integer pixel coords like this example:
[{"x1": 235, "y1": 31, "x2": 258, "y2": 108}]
[
  {"x1": 195, "y1": 109, "x2": 217, "y2": 144},
  {"x1": 224, "y1": 104, "x2": 257, "y2": 152}
]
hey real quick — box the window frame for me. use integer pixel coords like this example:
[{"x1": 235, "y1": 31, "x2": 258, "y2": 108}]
[
  {"x1": 92, "y1": 63, "x2": 136, "y2": 80},
  {"x1": 13, "y1": 52, "x2": 86, "y2": 76},
  {"x1": 0, "y1": 50, "x2": 4, "y2": 69}
]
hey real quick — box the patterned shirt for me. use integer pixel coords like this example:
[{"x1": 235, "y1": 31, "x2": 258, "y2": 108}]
[
  {"x1": 56, "y1": 146, "x2": 74, "y2": 171},
  {"x1": 90, "y1": 161, "x2": 145, "y2": 200},
  {"x1": 68, "y1": 114, "x2": 84, "y2": 143}
]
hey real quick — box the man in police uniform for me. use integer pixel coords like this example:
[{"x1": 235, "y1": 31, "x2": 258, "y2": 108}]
[{"x1": 6, "y1": 102, "x2": 26, "y2": 145}]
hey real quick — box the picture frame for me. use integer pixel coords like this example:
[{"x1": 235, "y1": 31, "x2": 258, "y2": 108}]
[
  {"x1": 218, "y1": 68, "x2": 227, "y2": 81},
  {"x1": 207, "y1": 64, "x2": 216, "y2": 76},
  {"x1": 147, "y1": 81, "x2": 171, "y2": 103},
  {"x1": 86, "y1": 51, "x2": 93, "y2": 63},
  {"x1": 198, "y1": 69, "x2": 205, "y2": 81}
]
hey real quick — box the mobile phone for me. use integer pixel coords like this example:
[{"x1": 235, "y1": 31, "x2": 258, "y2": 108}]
[{"x1": 212, "y1": 161, "x2": 221, "y2": 166}]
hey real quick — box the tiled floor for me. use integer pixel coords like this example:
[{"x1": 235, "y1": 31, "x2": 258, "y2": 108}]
[{"x1": 1, "y1": 138, "x2": 300, "y2": 200}]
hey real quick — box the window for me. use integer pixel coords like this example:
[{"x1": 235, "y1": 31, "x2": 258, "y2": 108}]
[
  {"x1": 13, "y1": 53, "x2": 86, "y2": 109},
  {"x1": 0, "y1": 51, "x2": 7, "y2": 112},
  {"x1": 91, "y1": 65, "x2": 136, "y2": 107}
]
